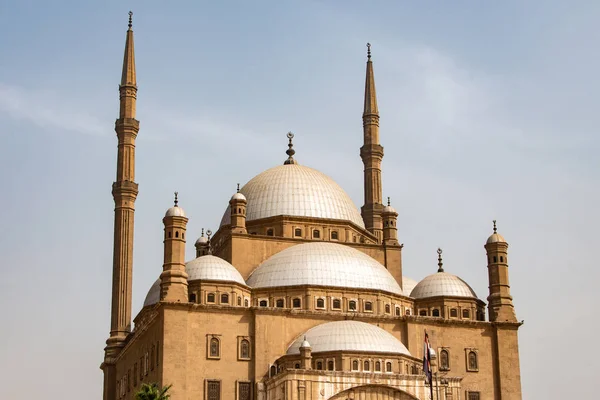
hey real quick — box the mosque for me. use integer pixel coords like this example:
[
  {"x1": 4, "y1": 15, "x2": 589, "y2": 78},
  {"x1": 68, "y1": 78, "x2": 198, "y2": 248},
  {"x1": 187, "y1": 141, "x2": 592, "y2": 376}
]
[{"x1": 101, "y1": 13, "x2": 523, "y2": 400}]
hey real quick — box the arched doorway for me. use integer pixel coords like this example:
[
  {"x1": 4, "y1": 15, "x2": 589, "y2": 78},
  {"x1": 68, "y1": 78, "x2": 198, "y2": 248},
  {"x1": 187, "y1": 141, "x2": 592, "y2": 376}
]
[{"x1": 328, "y1": 385, "x2": 418, "y2": 400}]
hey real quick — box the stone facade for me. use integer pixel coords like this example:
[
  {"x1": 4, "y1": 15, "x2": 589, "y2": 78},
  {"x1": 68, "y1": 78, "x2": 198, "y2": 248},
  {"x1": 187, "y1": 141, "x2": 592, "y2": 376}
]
[{"x1": 102, "y1": 15, "x2": 522, "y2": 400}]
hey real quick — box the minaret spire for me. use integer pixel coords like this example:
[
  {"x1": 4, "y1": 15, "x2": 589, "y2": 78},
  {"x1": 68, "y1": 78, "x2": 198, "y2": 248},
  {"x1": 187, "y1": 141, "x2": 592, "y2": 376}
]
[
  {"x1": 103, "y1": 12, "x2": 140, "y2": 400},
  {"x1": 360, "y1": 43, "x2": 384, "y2": 242}
]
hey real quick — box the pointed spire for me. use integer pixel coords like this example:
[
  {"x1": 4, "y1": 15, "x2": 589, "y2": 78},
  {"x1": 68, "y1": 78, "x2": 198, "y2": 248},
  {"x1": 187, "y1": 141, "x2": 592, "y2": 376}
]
[
  {"x1": 237, "y1": 183, "x2": 240, "y2": 193},
  {"x1": 363, "y1": 43, "x2": 379, "y2": 117},
  {"x1": 201, "y1": 228, "x2": 205, "y2": 237},
  {"x1": 493, "y1": 219, "x2": 497, "y2": 233},
  {"x1": 121, "y1": 11, "x2": 136, "y2": 87},
  {"x1": 437, "y1": 248, "x2": 444, "y2": 273},
  {"x1": 387, "y1": 197, "x2": 391, "y2": 207},
  {"x1": 174, "y1": 191, "x2": 179, "y2": 207},
  {"x1": 284, "y1": 132, "x2": 297, "y2": 165}
]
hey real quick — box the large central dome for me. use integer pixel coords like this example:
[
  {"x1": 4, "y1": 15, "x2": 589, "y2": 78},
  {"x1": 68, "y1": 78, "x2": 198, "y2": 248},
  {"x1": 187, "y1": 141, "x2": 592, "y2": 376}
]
[{"x1": 220, "y1": 164, "x2": 365, "y2": 228}]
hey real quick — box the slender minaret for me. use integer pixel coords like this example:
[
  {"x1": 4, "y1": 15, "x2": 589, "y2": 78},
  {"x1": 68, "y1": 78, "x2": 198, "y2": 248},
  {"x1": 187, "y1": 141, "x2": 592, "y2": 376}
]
[
  {"x1": 485, "y1": 220, "x2": 517, "y2": 322},
  {"x1": 103, "y1": 11, "x2": 138, "y2": 400},
  {"x1": 360, "y1": 43, "x2": 384, "y2": 242},
  {"x1": 160, "y1": 192, "x2": 189, "y2": 303}
]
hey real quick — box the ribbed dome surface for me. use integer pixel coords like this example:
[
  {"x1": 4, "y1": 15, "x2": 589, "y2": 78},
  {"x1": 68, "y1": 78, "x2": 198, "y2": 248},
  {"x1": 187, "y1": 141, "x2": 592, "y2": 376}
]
[
  {"x1": 402, "y1": 276, "x2": 418, "y2": 297},
  {"x1": 287, "y1": 321, "x2": 411, "y2": 356},
  {"x1": 410, "y1": 272, "x2": 477, "y2": 299},
  {"x1": 486, "y1": 233, "x2": 506, "y2": 244},
  {"x1": 246, "y1": 242, "x2": 403, "y2": 295},
  {"x1": 186, "y1": 255, "x2": 245, "y2": 285},
  {"x1": 220, "y1": 164, "x2": 364, "y2": 228}
]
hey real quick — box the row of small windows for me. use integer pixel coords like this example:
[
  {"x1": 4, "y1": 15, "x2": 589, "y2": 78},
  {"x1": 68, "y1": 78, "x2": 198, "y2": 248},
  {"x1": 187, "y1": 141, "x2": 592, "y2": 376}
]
[
  {"x1": 384, "y1": 220, "x2": 396, "y2": 227},
  {"x1": 117, "y1": 342, "x2": 160, "y2": 398},
  {"x1": 166, "y1": 231, "x2": 184, "y2": 239},
  {"x1": 489, "y1": 255, "x2": 505, "y2": 263},
  {"x1": 436, "y1": 349, "x2": 479, "y2": 372},
  {"x1": 207, "y1": 336, "x2": 251, "y2": 360},
  {"x1": 418, "y1": 308, "x2": 479, "y2": 320},
  {"x1": 190, "y1": 292, "x2": 250, "y2": 307},
  {"x1": 256, "y1": 297, "x2": 410, "y2": 315}
]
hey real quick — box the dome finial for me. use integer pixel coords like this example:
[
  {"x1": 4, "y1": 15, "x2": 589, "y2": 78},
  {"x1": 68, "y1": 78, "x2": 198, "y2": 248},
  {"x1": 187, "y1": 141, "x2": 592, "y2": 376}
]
[
  {"x1": 201, "y1": 228, "x2": 204, "y2": 237},
  {"x1": 237, "y1": 183, "x2": 240, "y2": 193},
  {"x1": 437, "y1": 248, "x2": 444, "y2": 273},
  {"x1": 174, "y1": 191, "x2": 179, "y2": 206},
  {"x1": 493, "y1": 219, "x2": 497, "y2": 233},
  {"x1": 387, "y1": 196, "x2": 391, "y2": 206},
  {"x1": 206, "y1": 229, "x2": 213, "y2": 255},
  {"x1": 284, "y1": 131, "x2": 297, "y2": 165},
  {"x1": 367, "y1": 43, "x2": 372, "y2": 60},
  {"x1": 128, "y1": 11, "x2": 133, "y2": 30}
]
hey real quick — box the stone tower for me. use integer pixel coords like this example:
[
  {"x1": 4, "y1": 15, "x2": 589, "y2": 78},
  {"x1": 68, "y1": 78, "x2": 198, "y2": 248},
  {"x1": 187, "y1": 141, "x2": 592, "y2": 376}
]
[
  {"x1": 382, "y1": 197, "x2": 399, "y2": 245},
  {"x1": 160, "y1": 193, "x2": 189, "y2": 303},
  {"x1": 102, "y1": 11, "x2": 138, "y2": 400},
  {"x1": 485, "y1": 220, "x2": 517, "y2": 322},
  {"x1": 360, "y1": 44, "x2": 384, "y2": 242},
  {"x1": 229, "y1": 185, "x2": 248, "y2": 234}
]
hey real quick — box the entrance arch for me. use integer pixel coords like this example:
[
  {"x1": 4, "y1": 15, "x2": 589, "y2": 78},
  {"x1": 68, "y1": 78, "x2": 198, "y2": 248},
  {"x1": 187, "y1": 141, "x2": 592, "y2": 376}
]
[{"x1": 328, "y1": 385, "x2": 419, "y2": 400}]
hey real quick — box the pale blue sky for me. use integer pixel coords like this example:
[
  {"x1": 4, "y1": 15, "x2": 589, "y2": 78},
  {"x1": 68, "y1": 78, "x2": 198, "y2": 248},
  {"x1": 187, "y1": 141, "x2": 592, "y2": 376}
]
[{"x1": 0, "y1": 1, "x2": 598, "y2": 398}]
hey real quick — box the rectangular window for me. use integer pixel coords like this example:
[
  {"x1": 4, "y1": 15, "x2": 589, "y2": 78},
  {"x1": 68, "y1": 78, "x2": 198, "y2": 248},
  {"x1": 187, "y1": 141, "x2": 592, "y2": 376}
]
[
  {"x1": 207, "y1": 380, "x2": 221, "y2": 400},
  {"x1": 238, "y1": 382, "x2": 251, "y2": 400},
  {"x1": 467, "y1": 392, "x2": 480, "y2": 400}
]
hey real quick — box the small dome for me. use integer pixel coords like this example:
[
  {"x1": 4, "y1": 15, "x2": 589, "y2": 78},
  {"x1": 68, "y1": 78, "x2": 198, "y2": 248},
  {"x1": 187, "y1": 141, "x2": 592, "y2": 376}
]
[
  {"x1": 165, "y1": 205, "x2": 186, "y2": 218},
  {"x1": 383, "y1": 205, "x2": 397, "y2": 214},
  {"x1": 411, "y1": 272, "x2": 478, "y2": 299},
  {"x1": 287, "y1": 321, "x2": 411, "y2": 356},
  {"x1": 143, "y1": 279, "x2": 161, "y2": 307},
  {"x1": 300, "y1": 339, "x2": 311, "y2": 349},
  {"x1": 486, "y1": 233, "x2": 506, "y2": 244},
  {"x1": 247, "y1": 242, "x2": 403, "y2": 295},
  {"x1": 402, "y1": 276, "x2": 418, "y2": 297},
  {"x1": 186, "y1": 255, "x2": 246, "y2": 285},
  {"x1": 195, "y1": 236, "x2": 208, "y2": 246},
  {"x1": 220, "y1": 164, "x2": 365, "y2": 228},
  {"x1": 230, "y1": 192, "x2": 247, "y2": 201}
]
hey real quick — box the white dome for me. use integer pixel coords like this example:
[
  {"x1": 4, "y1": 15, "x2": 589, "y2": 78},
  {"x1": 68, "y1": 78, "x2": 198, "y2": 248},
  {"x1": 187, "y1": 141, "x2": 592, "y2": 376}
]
[
  {"x1": 383, "y1": 205, "x2": 397, "y2": 214},
  {"x1": 220, "y1": 164, "x2": 364, "y2": 228},
  {"x1": 486, "y1": 232, "x2": 506, "y2": 244},
  {"x1": 165, "y1": 205, "x2": 186, "y2": 217},
  {"x1": 410, "y1": 272, "x2": 477, "y2": 299},
  {"x1": 402, "y1": 276, "x2": 418, "y2": 297},
  {"x1": 230, "y1": 192, "x2": 247, "y2": 201},
  {"x1": 195, "y1": 236, "x2": 208, "y2": 246},
  {"x1": 143, "y1": 278, "x2": 161, "y2": 307},
  {"x1": 186, "y1": 255, "x2": 246, "y2": 285},
  {"x1": 246, "y1": 242, "x2": 403, "y2": 295},
  {"x1": 287, "y1": 321, "x2": 411, "y2": 356}
]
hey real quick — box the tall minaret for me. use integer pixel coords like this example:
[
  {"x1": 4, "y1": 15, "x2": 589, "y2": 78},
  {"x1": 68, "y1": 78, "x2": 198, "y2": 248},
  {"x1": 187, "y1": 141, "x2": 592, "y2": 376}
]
[
  {"x1": 103, "y1": 12, "x2": 139, "y2": 398},
  {"x1": 360, "y1": 43, "x2": 384, "y2": 242},
  {"x1": 485, "y1": 220, "x2": 517, "y2": 322}
]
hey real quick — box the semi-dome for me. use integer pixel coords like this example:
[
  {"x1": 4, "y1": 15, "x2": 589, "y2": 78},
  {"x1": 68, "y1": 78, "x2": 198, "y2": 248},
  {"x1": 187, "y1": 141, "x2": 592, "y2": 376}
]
[
  {"x1": 143, "y1": 256, "x2": 246, "y2": 307},
  {"x1": 186, "y1": 255, "x2": 246, "y2": 285},
  {"x1": 402, "y1": 276, "x2": 418, "y2": 297},
  {"x1": 287, "y1": 321, "x2": 411, "y2": 356},
  {"x1": 219, "y1": 164, "x2": 365, "y2": 228},
  {"x1": 410, "y1": 272, "x2": 477, "y2": 299},
  {"x1": 246, "y1": 242, "x2": 403, "y2": 295}
]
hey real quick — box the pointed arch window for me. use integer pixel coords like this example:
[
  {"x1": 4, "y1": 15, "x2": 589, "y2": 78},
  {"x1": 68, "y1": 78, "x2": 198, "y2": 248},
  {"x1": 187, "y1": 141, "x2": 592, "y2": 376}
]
[
  {"x1": 440, "y1": 349, "x2": 450, "y2": 371},
  {"x1": 240, "y1": 339, "x2": 250, "y2": 360},
  {"x1": 208, "y1": 337, "x2": 220, "y2": 359},
  {"x1": 468, "y1": 351, "x2": 478, "y2": 371}
]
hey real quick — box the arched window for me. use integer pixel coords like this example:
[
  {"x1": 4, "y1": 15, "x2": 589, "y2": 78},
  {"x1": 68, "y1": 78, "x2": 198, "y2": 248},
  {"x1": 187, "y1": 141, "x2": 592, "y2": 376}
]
[
  {"x1": 493, "y1": 256, "x2": 497, "y2": 263},
  {"x1": 363, "y1": 360, "x2": 370, "y2": 371},
  {"x1": 266, "y1": 228, "x2": 274, "y2": 236},
  {"x1": 432, "y1": 309, "x2": 440, "y2": 317},
  {"x1": 168, "y1": 232, "x2": 171, "y2": 238},
  {"x1": 364, "y1": 301, "x2": 373, "y2": 311},
  {"x1": 240, "y1": 339, "x2": 250, "y2": 359},
  {"x1": 189, "y1": 293, "x2": 197, "y2": 303},
  {"x1": 175, "y1": 231, "x2": 179, "y2": 238},
  {"x1": 259, "y1": 300, "x2": 268, "y2": 307},
  {"x1": 375, "y1": 361, "x2": 381, "y2": 371},
  {"x1": 352, "y1": 360, "x2": 359, "y2": 370},
  {"x1": 294, "y1": 363, "x2": 300, "y2": 369},
  {"x1": 419, "y1": 309, "x2": 427, "y2": 316},
  {"x1": 450, "y1": 308, "x2": 458, "y2": 318},
  {"x1": 270, "y1": 365, "x2": 276, "y2": 376},
  {"x1": 221, "y1": 293, "x2": 229, "y2": 304},
  {"x1": 332, "y1": 299, "x2": 341, "y2": 309},
  {"x1": 294, "y1": 228, "x2": 302, "y2": 237},
  {"x1": 440, "y1": 349, "x2": 449, "y2": 370},
  {"x1": 276, "y1": 299, "x2": 284, "y2": 308},
  {"x1": 331, "y1": 231, "x2": 338, "y2": 240},
  {"x1": 463, "y1": 309, "x2": 470, "y2": 319},
  {"x1": 316, "y1": 298, "x2": 325, "y2": 308},
  {"x1": 327, "y1": 360, "x2": 334, "y2": 370},
  {"x1": 386, "y1": 361, "x2": 392, "y2": 372},
  {"x1": 395, "y1": 306, "x2": 400, "y2": 316},
  {"x1": 468, "y1": 351, "x2": 478, "y2": 371},
  {"x1": 244, "y1": 299, "x2": 249, "y2": 307},
  {"x1": 411, "y1": 365, "x2": 418, "y2": 375},
  {"x1": 316, "y1": 361, "x2": 323, "y2": 370},
  {"x1": 349, "y1": 300, "x2": 357, "y2": 311},
  {"x1": 237, "y1": 296, "x2": 242, "y2": 306},
  {"x1": 207, "y1": 293, "x2": 216, "y2": 303},
  {"x1": 500, "y1": 256, "x2": 504, "y2": 262},
  {"x1": 292, "y1": 298, "x2": 301, "y2": 308},
  {"x1": 313, "y1": 229, "x2": 320, "y2": 238},
  {"x1": 405, "y1": 309, "x2": 411, "y2": 316},
  {"x1": 385, "y1": 304, "x2": 391, "y2": 313},
  {"x1": 209, "y1": 338, "x2": 220, "y2": 358}
]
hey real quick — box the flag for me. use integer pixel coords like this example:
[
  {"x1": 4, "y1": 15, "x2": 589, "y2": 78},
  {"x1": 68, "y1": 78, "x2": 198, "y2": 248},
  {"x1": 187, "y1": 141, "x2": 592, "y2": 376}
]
[{"x1": 423, "y1": 331, "x2": 433, "y2": 398}]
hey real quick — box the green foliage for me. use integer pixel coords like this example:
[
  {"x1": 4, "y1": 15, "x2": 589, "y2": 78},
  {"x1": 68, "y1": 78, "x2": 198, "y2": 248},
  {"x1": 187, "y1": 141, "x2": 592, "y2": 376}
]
[{"x1": 134, "y1": 383, "x2": 172, "y2": 400}]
